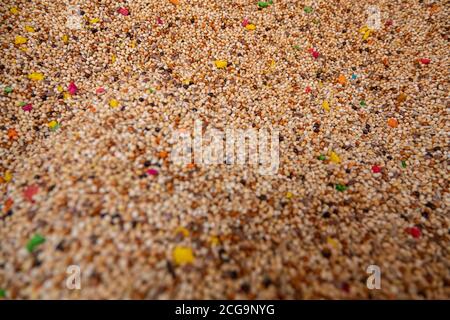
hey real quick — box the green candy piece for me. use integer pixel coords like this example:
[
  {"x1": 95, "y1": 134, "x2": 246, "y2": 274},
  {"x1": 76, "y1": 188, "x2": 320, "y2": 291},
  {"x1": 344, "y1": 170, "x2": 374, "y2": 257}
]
[
  {"x1": 26, "y1": 234, "x2": 46, "y2": 253},
  {"x1": 318, "y1": 155, "x2": 326, "y2": 161},
  {"x1": 0, "y1": 289, "x2": 6, "y2": 298},
  {"x1": 293, "y1": 45, "x2": 301, "y2": 50},
  {"x1": 19, "y1": 101, "x2": 26, "y2": 107},
  {"x1": 304, "y1": 6, "x2": 313, "y2": 13},
  {"x1": 4, "y1": 86, "x2": 13, "y2": 94},
  {"x1": 401, "y1": 160, "x2": 407, "y2": 168},
  {"x1": 335, "y1": 184, "x2": 347, "y2": 192},
  {"x1": 258, "y1": 1, "x2": 269, "y2": 8},
  {"x1": 360, "y1": 100, "x2": 366, "y2": 107}
]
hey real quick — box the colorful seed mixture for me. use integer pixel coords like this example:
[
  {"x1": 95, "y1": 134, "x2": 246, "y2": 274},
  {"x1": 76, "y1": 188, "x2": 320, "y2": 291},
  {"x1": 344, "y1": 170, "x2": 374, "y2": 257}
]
[{"x1": 0, "y1": 0, "x2": 448, "y2": 299}]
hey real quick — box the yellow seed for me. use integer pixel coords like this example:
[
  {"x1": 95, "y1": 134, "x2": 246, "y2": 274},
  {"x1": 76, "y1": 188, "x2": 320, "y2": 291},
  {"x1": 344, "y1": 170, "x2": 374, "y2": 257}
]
[
  {"x1": 214, "y1": 60, "x2": 228, "y2": 69},
  {"x1": 62, "y1": 35, "x2": 69, "y2": 44},
  {"x1": 245, "y1": 23, "x2": 256, "y2": 31},
  {"x1": 57, "y1": 85, "x2": 64, "y2": 92},
  {"x1": 111, "y1": 54, "x2": 116, "y2": 64},
  {"x1": 63, "y1": 92, "x2": 71, "y2": 100},
  {"x1": 322, "y1": 100, "x2": 330, "y2": 111},
  {"x1": 174, "y1": 226, "x2": 189, "y2": 237},
  {"x1": 28, "y1": 72, "x2": 45, "y2": 81},
  {"x1": 173, "y1": 246, "x2": 194, "y2": 265},
  {"x1": 329, "y1": 151, "x2": 341, "y2": 164},
  {"x1": 10, "y1": 7, "x2": 19, "y2": 14},
  {"x1": 109, "y1": 99, "x2": 119, "y2": 108},
  {"x1": 327, "y1": 237, "x2": 339, "y2": 249},
  {"x1": 14, "y1": 36, "x2": 28, "y2": 45},
  {"x1": 363, "y1": 29, "x2": 371, "y2": 40},
  {"x1": 269, "y1": 59, "x2": 276, "y2": 69},
  {"x1": 89, "y1": 18, "x2": 100, "y2": 24},
  {"x1": 209, "y1": 236, "x2": 220, "y2": 246},
  {"x1": 286, "y1": 192, "x2": 293, "y2": 199},
  {"x1": 25, "y1": 25, "x2": 35, "y2": 32},
  {"x1": 48, "y1": 120, "x2": 58, "y2": 129},
  {"x1": 4, "y1": 171, "x2": 12, "y2": 182}
]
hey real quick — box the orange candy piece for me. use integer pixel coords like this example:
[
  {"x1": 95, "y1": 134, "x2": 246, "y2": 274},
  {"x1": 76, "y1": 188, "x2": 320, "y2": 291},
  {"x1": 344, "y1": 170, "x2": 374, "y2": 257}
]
[
  {"x1": 7, "y1": 128, "x2": 18, "y2": 140},
  {"x1": 186, "y1": 163, "x2": 195, "y2": 169},
  {"x1": 387, "y1": 118, "x2": 398, "y2": 128},
  {"x1": 3, "y1": 198, "x2": 13, "y2": 213},
  {"x1": 397, "y1": 93, "x2": 407, "y2": 103},
  {"x1": 158, "y1": 151, "x2": 168, "y2": 159},
  {"x1": 337, "y1": 74, "x2": 347, "y2": 85},
  {"x1": 169, "y1": 0, "x2": 180, "y2": 5}
]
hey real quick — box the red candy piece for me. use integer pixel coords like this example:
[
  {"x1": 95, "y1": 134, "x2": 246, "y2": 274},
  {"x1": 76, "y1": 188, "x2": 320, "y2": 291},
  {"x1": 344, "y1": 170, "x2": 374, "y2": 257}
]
[
  {"x1": 310, "y1": 49, "x2": 319, "y2": 59},
  {"x1": 157, "y1": 17, "x2": 164, "y2": 25},
  {"x1": 406, "y1": 226, "x2": 421, "y2": 239},
  {"x1": 341, "y1": 282, "x2": 350, "y2": 293},
  {"x1": 305, "y1": 86, "x2": 311, "y2": 93},
  {"x1": 419, "y1": 58, "x2": 430, "y2": 65},
  {"x1": 96, "y1": 87, "x2": 105, "y2": 94},
  {"x1": 241, "y1": 18, "x2": 249, "y2": 27},
  {"x1": 117, "y1": 7, "x2": 129, "y2": 16},
  {"x1": 24, "y1": 185, "x2": 39, "y2": 202},
  {"x1": 372, "y1": 165, "x2": 381, "y2": 173},
  {"x1": 22, "y1": 103, "x2": 33, "y2": 112}
]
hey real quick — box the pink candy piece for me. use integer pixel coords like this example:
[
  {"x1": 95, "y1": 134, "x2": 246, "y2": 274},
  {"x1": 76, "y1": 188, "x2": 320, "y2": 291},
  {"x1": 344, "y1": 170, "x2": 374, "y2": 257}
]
[
  {"x1": 419, "y1": 58, "x2": 431, "y2": 65},
  {"x1": 96, "y1": 87, "x2": 105, "y2": 94},
  {"x1": 157, "y1": 17, "x2": 163, "y2": 25},
  {"x1": 241, "y1": 18, "x2": 249, "y2": 27},
  {"x1": 117, "y1": 7, "x2": 129, "y2": 16},
  {"x1": 68, "y1": 82, "x2": 78, "y2": 95},
  {"x1": 146, "y1": 169, "x2": 159, "y2": 176},
  {"x1": 22, "y1": 103, "x2": 33, "y2": 112},
  {"x1": 312, "y1": 50, "x2": 320, "y2": 59}
]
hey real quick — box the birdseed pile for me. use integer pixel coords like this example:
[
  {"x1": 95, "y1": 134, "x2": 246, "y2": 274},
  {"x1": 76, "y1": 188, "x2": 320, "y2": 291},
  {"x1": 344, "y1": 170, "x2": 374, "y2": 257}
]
[{"x1": 1, "y1": 0, "x2": 449, "y2": 299}]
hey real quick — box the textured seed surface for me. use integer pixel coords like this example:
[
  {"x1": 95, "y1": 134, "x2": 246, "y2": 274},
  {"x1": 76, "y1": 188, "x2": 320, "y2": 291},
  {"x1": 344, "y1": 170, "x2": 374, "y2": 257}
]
[{"x1": 0, "y1": 0, "x2": 448, "y2": 299}]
